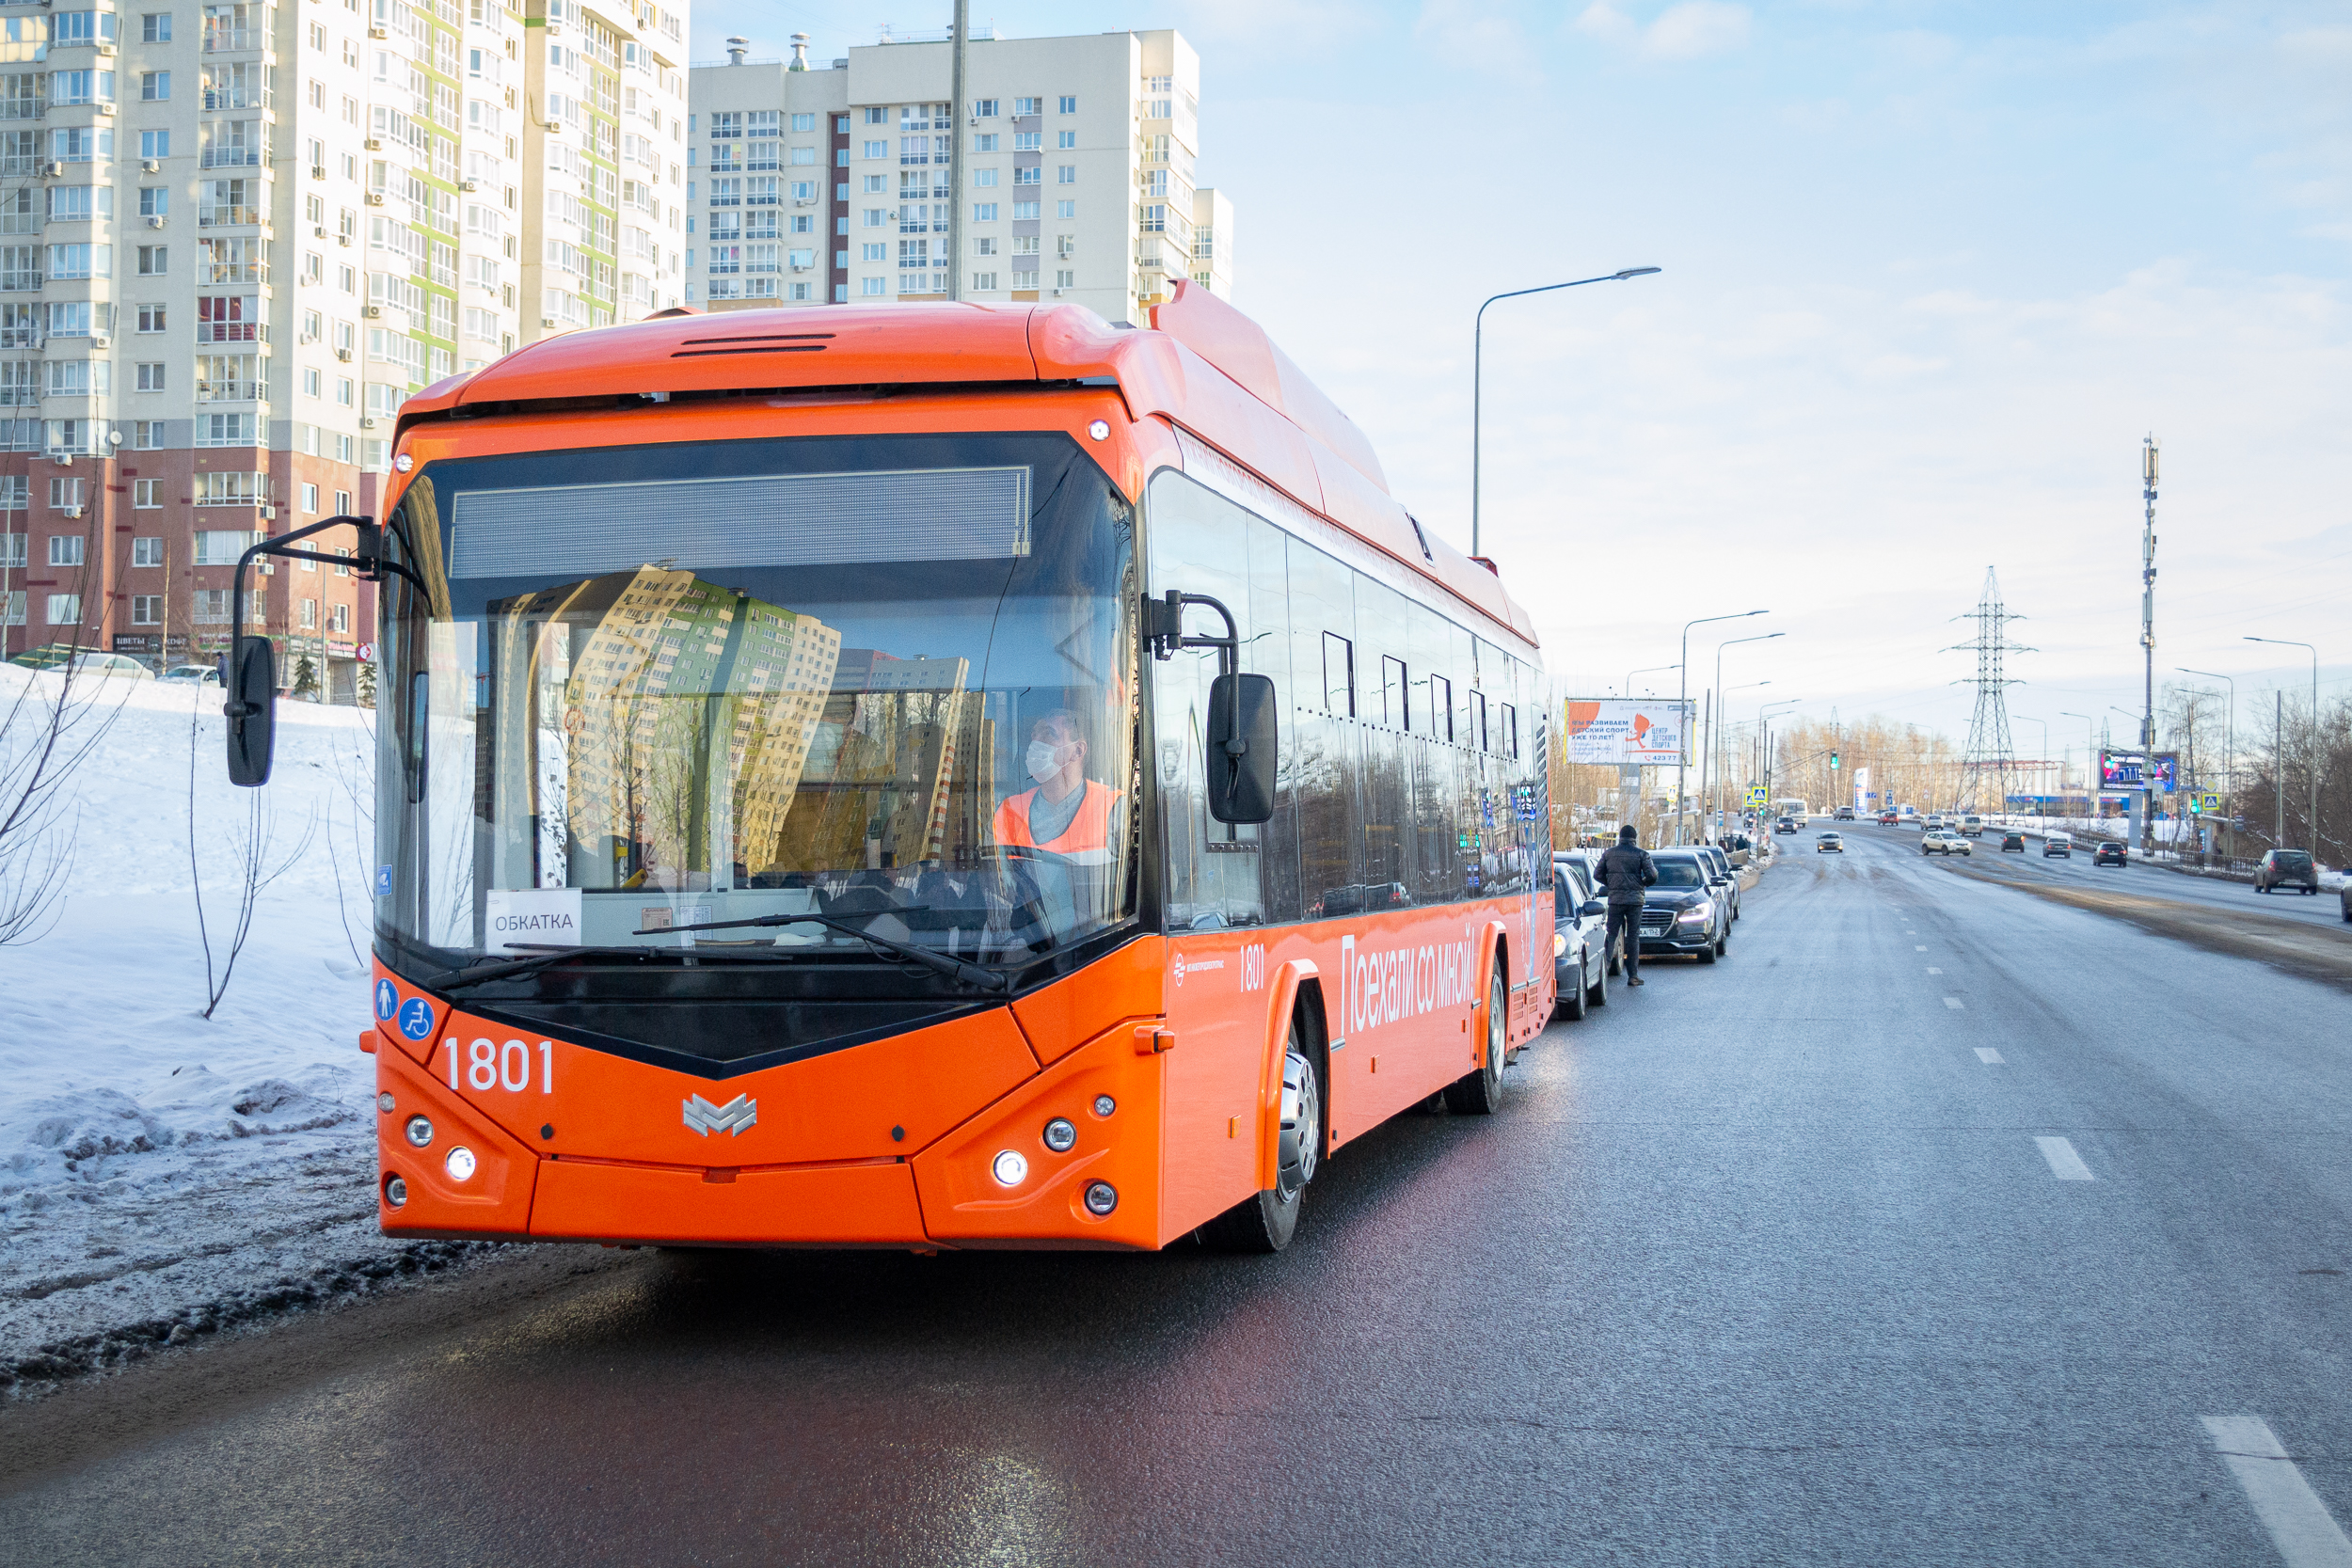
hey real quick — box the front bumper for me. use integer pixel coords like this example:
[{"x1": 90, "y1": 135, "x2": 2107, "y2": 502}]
[{"x1": 1636, "y1": 919, "x2": 1715, "y2": 953}]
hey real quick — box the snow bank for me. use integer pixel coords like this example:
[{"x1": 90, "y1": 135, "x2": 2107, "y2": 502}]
[{"x1": 0, "y1": 667, "x2": 491, "y2": 1392}]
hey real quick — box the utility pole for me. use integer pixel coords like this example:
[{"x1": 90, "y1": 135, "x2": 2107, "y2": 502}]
[
  {"x1": 2139, "y1": 436, "x2": 2158, "y2": 851},
  {"x1": 946, "y1": 0, "x2": 968, "y2": 302},
  {"x1": 2276, "y1": 689, "x2": 2285, "y2": 848}
]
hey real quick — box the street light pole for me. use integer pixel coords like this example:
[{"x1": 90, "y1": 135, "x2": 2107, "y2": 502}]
[
  {"x1": 1676, "y1": 611, "x2": 1766, "y2": 843},
  {"x1": 2013, "y1": 713, "x2": 2050, "y2": 827},
  {"x1": 2061, "y1": 711, "x2": 2096, "y2": 824},
  {"x1": 2175, "y1": 668, "x2": 2236, "y2": 854},
  {"x1": 1471, "y1": 267, "x2": 1660, "y2": 559},
  {"x1": 1759, "y1": 699, "x2": 1801, "y2": 832},
  {"x1": 2246, "y1": 637, "x2": 2319, "y2": 852},
  {"x1": 1719, "y1": 679, "x2": 1770, "y2": 832},
  {"x1": 1623, "y1": 662, "x2": 1677, "y2": 698},
  {"x1": 1706, "y1": 631, "x2": 1781, "y2": 841}
]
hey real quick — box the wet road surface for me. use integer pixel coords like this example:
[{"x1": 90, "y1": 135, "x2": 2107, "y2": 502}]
[{"x1": 6, "y1": 835, "x2": 2351, "y2": 1566}]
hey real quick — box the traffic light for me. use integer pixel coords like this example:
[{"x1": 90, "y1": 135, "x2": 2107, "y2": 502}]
[{"x1": 1830, "y1": 751, "x2": 1840, "y2": 770}]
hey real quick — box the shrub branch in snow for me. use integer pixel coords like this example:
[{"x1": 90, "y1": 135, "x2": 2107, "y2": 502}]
[
  {"x1": 187, "y1": 701, "x2": 319, "y2": 1019},
  {"x1": 0, "y1": 659, "x2": 127, "y2": 946}
]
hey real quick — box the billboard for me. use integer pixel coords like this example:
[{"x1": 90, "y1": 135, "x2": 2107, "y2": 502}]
[
  {"x1": 1564, "y1": 699, "x2": 1692, "y2": 766},
  {"x1": 2099, "y1": 751, "x2": 2178, "y2": 790}
]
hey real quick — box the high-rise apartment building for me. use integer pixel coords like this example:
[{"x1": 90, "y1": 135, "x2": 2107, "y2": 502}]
[
  {"x1": 684, "y1": 26, "x2": 1231, "y2": 328},
  {"x1": 0, "y1": 0, "x2": 688, "y2": 696}
]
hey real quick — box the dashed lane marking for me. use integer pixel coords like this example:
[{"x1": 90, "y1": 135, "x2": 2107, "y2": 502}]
[
  {"x1": 2202, "y1": 1416, "x2": 2352, "y2": 1567},
  {"x1": 2036, "y1": 1136, "x2": 2094, "y2": 1180},
  {"x1": 1915, "y1": 945, "x2": 1928, "y2": 951},
  {"x1": 1928, "y1": 967, "x2": 1943, "y2": 974},
  {"x1": 1944, "y1": 996, "x2": 1964, "y2": 1009},
  {"x1": 1976, "y1": 1048, "x2": 2003, "y2": 1064}
]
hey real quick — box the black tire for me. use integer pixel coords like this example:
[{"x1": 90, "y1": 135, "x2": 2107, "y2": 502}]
[
  {"x1": 1560, "y1": 953, "x2": 1588, "y2": 1021},
  {"x1": 1715, "y1": 925, "x2": 1729, "y2": 957},
  {"x1": 1587, "y1": 951, "x2": 1609, "y2": 1007},
  {"x1": 1697, "y1": 935, "x2": 1719, "y2": 965},
  {"x1": 1200, "y1": 1014, "x2": 1322, "y2": 1253},
  {"x1": 1443, "y1": 964, "x2": 1507, "y2": 1115}
]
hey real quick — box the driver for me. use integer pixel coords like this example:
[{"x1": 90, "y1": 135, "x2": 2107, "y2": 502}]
[{"x1": 993, "y1": 708, "x2": 1123, "y2": 865}]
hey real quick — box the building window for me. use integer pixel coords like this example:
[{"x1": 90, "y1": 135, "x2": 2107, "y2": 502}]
[
  {"x1": 137, "y1": 305, "x2": 167, "y2": 334},
  {"x1": 861, "y1": 277, "x2": 884, "y2": 296},
  {"x1": 974, "y1": 168, "x2": 997, "y2": 188},
  {"x1": 972, "y1": 271, "x2": 997, "y2": 292},
  {"x1": 299, "y1": 597, "x2": 318, "y2": 628},
  {"x1": 1058, "y1": 96, "x2": 1076, "y2": 114},
  {"x1": 301, "y1": 482, "x2": 319, "y2": 513},
  {"x1": 131, "y1": 594, "x2": 162, "y2": 626},
  {"x1": 136, "y1": 362, "x2": 166, "y2": 390},
  {"x1": 1016, "y1": 97, "x2": 1041, "y2": 116},
  {"x1": 972, "y1": 202, "x2": 997, "y2": 222},
  {"x1": 136, "y1": 245, "x2": 167, "y2": 276},
  {"x1": 1057, "y1": 199, "x2": 1076, "y2": 219},
  {"x1": 133, "y1": 421, "x2": 164, "y2": 449},
  {"x1": 1056, "y1": 269, "x2": 1074, "y2": 289},
  {"x1": 334, "y1": 489, "x2": 351, "y2": 515},
  {"x1": 49, "y1": 534, "x2": 85, "y2": 566},
  {"x1": 974, "y1": 99, "x2": 997, "y2": 118},
  {"x1": 133, "y1": 480, "x2": 162, "y2": 509},
  {"x1": 1057, "y1": 165, "x2": 1074, "y2": 184},
  {"x1": 329, "y1": 602, "x2": 350, "y2": 633},
  {"x1": 142, "y1": 13, "x2": 171, "y2": 42},
  {"x1": 140, "y1": 130, "x2": 169, "y2": 160},
  {"x1": 1013, "y1": 131, "x2": 1041, "y2": 152},
  {"x1": 1012, "y1": 167, "x2": 1040, "y2": 186},
  {"x1": 132, "y1": 533, "x2": 164, "y2": 562},
  {"x1": 141, "y1": 71, "x2": 169, "y2": 102},
  {"x1": 863, "y1": 106, "x2": 885, "y2": 124},
  {"x1": 46, "y1": 594, "x2": 81, "y2": 626}
]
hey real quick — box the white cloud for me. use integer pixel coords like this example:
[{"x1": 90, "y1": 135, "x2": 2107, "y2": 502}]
[
  {"x1": 1573, "y1": 3, "x2": 1637, "y2": 44},
  {"x1": 1641, "y1": 1, "x2": 1752, "y2": 60}
]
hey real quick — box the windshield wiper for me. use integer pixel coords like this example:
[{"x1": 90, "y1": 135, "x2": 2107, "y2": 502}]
[
  {"x1": 630, "y1": 911, "x2": 1012, "y2": 995},
  {"x1": 431, "y1": 943, "x2": 679, "y2": 990}
]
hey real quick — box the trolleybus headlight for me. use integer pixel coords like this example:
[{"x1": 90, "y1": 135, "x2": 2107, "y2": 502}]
[
  {"x1": 991, "y1": 1149, "x2": 1028, "y2": 1187},
  {"x1": 377, "y1": 1091, "x2": 396, "y2": 1114},
  {"x1": 1042, "y1": 1117, "x2": 1076, "y2": 1153},
  {"x1": 444, "y1": 1146, "x2": 477, "y2": 1182},
  {"x1": 404, "y1": 1116, "x2": 434, "y2": 1148},
  {"x1": 1083, "y1": 1181, "x2": 1118, "y2": 1216},
  {"x1": 384, "y1": 1175, "x2": 407, "y2": 1208},
  {"x1": 1092, "y1": 1095, "x2": 1115, "y2": 1118}
]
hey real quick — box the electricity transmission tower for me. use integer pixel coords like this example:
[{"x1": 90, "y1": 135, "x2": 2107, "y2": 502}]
[{"x1": 1947, "y1": 568, "x2": 2032, "y2": 816}]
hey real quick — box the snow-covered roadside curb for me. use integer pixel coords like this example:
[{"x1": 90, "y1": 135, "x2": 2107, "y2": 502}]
[{"x1": 0, "y1": 666, "x2": 510, "y2": 1397}]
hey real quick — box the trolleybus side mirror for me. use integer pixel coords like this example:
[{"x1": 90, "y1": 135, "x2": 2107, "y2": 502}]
[
  {"x1": 224, "y1": 635, "x2": 277, "y2": 786},
  {"x1": 1205, "y1": 672, "x2": 1278, "y2": 825}
]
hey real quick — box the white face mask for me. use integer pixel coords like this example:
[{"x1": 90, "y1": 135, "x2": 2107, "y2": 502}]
[{"x1": 1026, "y1": 739, "x2": 1065, "y2": 784}]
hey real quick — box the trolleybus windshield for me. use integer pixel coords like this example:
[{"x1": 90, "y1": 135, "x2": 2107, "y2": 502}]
[{"x1": 373, "y1": 432, "x2": 1138, "y2": 1006}]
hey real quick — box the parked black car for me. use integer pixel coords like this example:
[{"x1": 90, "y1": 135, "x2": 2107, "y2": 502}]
[
  {"x1": 1637, "y1": 852, "x2": 1729, "y2": 963},
  {"x1": 2093, "y1": 842, "x2": 2128, "y2": 866},
  {"x1": 2254, "y1": 848, "x2": 2319, "y2": 895}
]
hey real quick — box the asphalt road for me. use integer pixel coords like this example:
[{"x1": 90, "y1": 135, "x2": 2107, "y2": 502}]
[
  {"x1": 7, "y1": 844, "x2": 2352, "y2": 1567},
  {"x1": 1826, "y1": 819, "x2": 2348, "y2": 931}
]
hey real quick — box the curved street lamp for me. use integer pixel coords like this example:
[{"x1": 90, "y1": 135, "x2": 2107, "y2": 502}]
[
  {"x1": 2246, "y1": 637, "x2": 2319, "y2": 851},
  {"x1": 1472, "y1": 267, "x2": 1661, "y2": 558}
]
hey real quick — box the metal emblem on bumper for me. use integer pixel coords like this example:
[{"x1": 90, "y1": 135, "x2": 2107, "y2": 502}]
[{"x1": 682, "y1": 1093, "x2": 758, "y2": 1137}]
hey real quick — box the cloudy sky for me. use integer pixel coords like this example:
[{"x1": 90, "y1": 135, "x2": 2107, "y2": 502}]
[{"x1": 696, "y1": 0, "x2": 2349, "y2": 766}]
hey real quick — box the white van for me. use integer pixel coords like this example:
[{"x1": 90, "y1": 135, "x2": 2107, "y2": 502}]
[{"x1": 1958, "y1": 815, "x2": 1985, "y2": 837}]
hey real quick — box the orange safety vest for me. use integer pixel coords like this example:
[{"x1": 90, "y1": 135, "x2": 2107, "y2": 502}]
[{"x1": 993, "y1": 778, "x2": 1122, "y2": 864}]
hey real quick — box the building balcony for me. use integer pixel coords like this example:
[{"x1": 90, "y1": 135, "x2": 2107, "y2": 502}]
[
  {"x1": 0, "y1": 99, "x2": 45, "y2": 121},
  {"x1": 199, "y1": 204, "x2": 265, "y2": 227},
  {"x1": 199, "y1": 148, "x2": 269, "y2": 169},
  {"x1": 195, "y1": 380, "x2": 268, "y2": 401},
  {"x1": 201, "y1": 27, "x2": 272, "y2": 51},
  {"x1": 0, "y1": 269, "x2": 41, "y2": 290},
  {"x1": 201, "y1": 87, "x2": 275, "y2": 112},
  {"x1": 197, "y1": 261, "x2": 269, "y2": 286},
  {"x1": 197, "y1": 321, "x2": 268, "y2": 343}
]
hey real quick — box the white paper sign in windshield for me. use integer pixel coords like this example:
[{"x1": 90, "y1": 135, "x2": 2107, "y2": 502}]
[{"x1": 1564, "y1": 699, "x2": 1691, "y2": 765}]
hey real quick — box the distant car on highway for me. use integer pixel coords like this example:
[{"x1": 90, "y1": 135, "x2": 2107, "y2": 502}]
[
  {"x1": 2253, "y1": 848, "x2": 2319, "y2": 895},
  {"x1": 1834, "y1": 806, "x2": 1855, "y2": 821},
  {"x1": 2093, "y1": 842, "x2": 2128, "y2": 867},
  {"x1": 1878, "y1": 811, "x2": 1899, "y2": 825},
  {"x1": 1924, "y1": 816, "x2": 1947, "y2": 832},
  {"x1": 1999, "y1": 831, "x2": 2026, "y2": 852},
  {"x1": 1638, "y1": 851, "x2": 1729, "y2": 963},
  {"x1": 1922, "y1": 830, "x2": 1972, "y2": 857},
  {"x1": 1774, "y1": 817, "x2": 1796, "y2": 835},
  {"x1": 1817, "y1": 832, "x2": 1844, "y2": 853},
  {"x1": 2043, "y1": 833, "x2": 2072, "y2": 858}
]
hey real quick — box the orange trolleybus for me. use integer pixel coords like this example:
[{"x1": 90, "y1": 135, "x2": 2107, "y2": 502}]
[{"x1": 222, "y1": 281, "x2": 1555, "y2": 1252}]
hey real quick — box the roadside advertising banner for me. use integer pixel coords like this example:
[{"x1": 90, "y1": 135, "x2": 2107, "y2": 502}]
[
  {"x1": 1564, "y1": 699, "x2": 1692, "y2": 766},
  {"x1": 2099, "y1": 751, "x2": 2179, "y2": 790}
]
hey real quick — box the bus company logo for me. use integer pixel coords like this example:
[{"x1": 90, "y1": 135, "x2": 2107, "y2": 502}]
[
  {"x1": 682, "y1": 1093, "x2": 758, "y2": 1137},
  {"x1": 1339, "y1": 931, "x2": 1479, "y2": 1037},
  {"x1": 1171, "y1": 953, "x2": 1224, "y2": 988}
]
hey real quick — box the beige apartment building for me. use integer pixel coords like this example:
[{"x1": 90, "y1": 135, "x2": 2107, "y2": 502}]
[
  {"x1": 0, "y1": 0, "x2": 688, "y2": 695},
  {"x1": 685, "y1": 25, "x2": 1232, "y2": 326}
]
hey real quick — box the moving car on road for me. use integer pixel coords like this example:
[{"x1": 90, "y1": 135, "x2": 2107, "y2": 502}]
[
  {"x1": 1775, "y1": 817, "x2": 1797, "y2": 834},
  {"x1": 1958, "y1": 815, "x2": 1985, "y2": 837},
  {"x1": 1834, "y1": 806, "x2": 1855, "y2": 821},
  {"x1": 1878, "y1": 811, "x2": 1900, "y2": 825},
  {"x1": 1638, "y1": 851, "x2": 1729, "y2": 964},
  {"x1": 2254, "y1": 848, "x2": 2319, "y2": 895},
  {"x1": 1818, "y1": 832, "x2": 1844, "y2": 853},
  {"x1": 1999, "y1": 831, "x2": 2026, "y2": 852},
  {"x1": 2093, "y1": 842, "x2": 2128, "y2": 866},
  {"x1": 1552, "y1": 863, "x2": 1611, "y2": 1019},
  {"x1": 2044, "y1": 833, "x2": 2073, "y2": 858},
  {"x1": 1922, "y1": 830, "x2": 1973, "y2": 857}
]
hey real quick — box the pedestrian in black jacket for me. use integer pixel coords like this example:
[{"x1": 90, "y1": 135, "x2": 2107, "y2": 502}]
[{"x1": 1593, "y1": 824, "x2": 1657, "y2": 986}]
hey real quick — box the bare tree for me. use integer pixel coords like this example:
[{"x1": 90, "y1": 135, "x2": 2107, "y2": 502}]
[
  {"x1": 186, "y1": 696, "x2": 318, "y2": 1017},
  {"x1": 0, "y1": 531, "x2": 129, "y2": 945}
]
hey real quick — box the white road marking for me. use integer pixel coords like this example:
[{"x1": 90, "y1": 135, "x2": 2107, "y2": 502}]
[
  {"x1": 1915, "y1": 945, "x2": 1928, "y2": 951},
  {"x1": 2036, "y1": 1136, "x2": 2093, "y2": 1180},
  {"x1": 1944, "y1": 996, "x2": 1964, "y2": 1010},
  {"x1": 1928, "y1": 967, "x2": 1943, "y2": 974},
  {"x1": 2202, "y1": 1416, "x2": 2352, "y2": 1567},
  {"x1": 1976, "y1": 1048, "x2": 2003, "y2": 1064}
]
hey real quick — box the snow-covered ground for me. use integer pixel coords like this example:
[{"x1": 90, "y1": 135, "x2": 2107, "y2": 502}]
[{"x1": 0, "y1": 666, "x2": 491, "y2": 1395}]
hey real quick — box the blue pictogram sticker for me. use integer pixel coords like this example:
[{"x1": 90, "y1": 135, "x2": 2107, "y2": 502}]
[
  {"x1": 397, "y1": 996, "x2": 437, "y2": 1041},
  {"x1": 374, "y1": 978, "x2": 398, "y2": 1022},
  {"x1": 375, "y1": 864, "x2": 393, "y2": 897}
]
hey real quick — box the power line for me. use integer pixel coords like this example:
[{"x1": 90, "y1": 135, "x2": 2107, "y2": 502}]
[{"x1": 1947, "y1": 567, "x2": 2032, "y2": 816}]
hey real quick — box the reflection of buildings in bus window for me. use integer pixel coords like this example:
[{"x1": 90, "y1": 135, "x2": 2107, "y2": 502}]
[
  {"x1": 557, "y1": 564, "x2": 840, "y2": 886},
  {"x1": 763, "y1": 650, "x2": 993, "y2": 875}
]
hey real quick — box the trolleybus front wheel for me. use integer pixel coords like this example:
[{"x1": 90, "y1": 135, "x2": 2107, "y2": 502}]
[
  {"x1": 1200, "y1": 1013, "x2": 1322, "y2": 1254},
  {"x1": 1443, "y1": 963, "x2": 1509, "y2": 1116}
]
